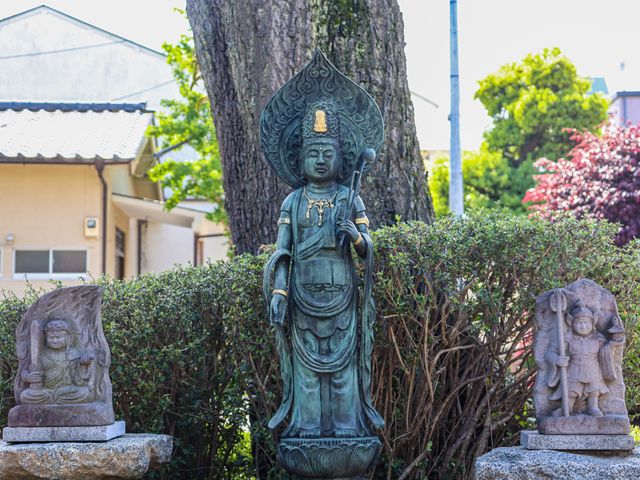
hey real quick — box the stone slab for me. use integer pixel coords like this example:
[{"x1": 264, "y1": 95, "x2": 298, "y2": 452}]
[
  {"x1": 521, "y1": 430, "x2": 634, "y2": 451},
  {"x1": 8, "y1": 402, "x2": 114, "y2": 427},
  {"x1": 537, "y1": 415, "x2": 630, "y2": 435},
  {"x1": 474, "y1": 446, "x2": 640, "y2": 480},
  {"x1": 2, "y1": 420, "x2": 125, "y2": 443},
  {"x1": 0, "y1": 433, "x2": 172, "y2": 479}
]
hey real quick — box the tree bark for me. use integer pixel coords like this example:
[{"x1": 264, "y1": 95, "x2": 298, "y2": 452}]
[{"x1": 187, "y1": 0, "x2": 434, "y2": 255}]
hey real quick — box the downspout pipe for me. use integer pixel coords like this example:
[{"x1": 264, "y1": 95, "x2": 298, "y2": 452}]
[
  {"x1": 94, "y1": 159, "x2": 107, "y2": 275},
  {"x1": 137, "y1": 219, "x2": 146, "y2": 276}
]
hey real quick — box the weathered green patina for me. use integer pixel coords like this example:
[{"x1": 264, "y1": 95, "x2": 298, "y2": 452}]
[{"x1": 261, "y1": 49, "x2": 383, "y2": 479}]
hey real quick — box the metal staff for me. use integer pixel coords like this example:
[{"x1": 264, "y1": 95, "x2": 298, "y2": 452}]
[
  {"x1": 550, "y1": 289, "x2": 569, "y2": 416},
  {"x1": 340, "y1": 148, "x2": 376, "y2": 248}
]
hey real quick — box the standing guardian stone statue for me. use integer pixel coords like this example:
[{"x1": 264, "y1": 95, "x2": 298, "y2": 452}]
[
  {"x1": 522, "y1": 278, "x2": 633, "y2": 451},
  {"x1": 261, "y1": 49, "x2": 384, "y2": 479}
]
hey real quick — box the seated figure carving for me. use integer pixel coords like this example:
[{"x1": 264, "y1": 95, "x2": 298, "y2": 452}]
[
  {"x1": 20, "y1": 317, "x2": 93, "y2": 405},
  {"x1": 8, "y1": 285, "x2": 114, "y2": 428}
]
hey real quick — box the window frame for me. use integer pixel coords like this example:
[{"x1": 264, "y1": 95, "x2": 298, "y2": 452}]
[{"x1": 13, "y1": 248, "x2": 89, "y2": 280}]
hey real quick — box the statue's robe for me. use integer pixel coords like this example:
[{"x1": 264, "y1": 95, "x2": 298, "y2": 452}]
[
  {"x1": 20, "y1": 347, "x2": 91, "y2": 405},
  {"x1": 265, "y1": 185, "x2": 383, "y2": 437}
]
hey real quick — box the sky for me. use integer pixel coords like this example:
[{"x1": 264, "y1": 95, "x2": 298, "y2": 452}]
[
  {"x1": 2, "y1": 1, "x2": 640, "y2": 152},
  {"x1": 399, "y1": 0, "x2": 640, "y2": 151}
]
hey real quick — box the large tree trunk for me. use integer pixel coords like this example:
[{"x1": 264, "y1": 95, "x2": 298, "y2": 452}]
[{"x1": 187, "y1": 0, "x2": 434, "y2": 255}]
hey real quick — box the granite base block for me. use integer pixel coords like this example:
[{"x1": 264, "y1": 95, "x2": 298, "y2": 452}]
[
  {"x1": 521, "y1": 430, "x2": 635, "y2": 451},
  {"x1": 2, "y1": 420, "x2": 125, "y2": 443},
  {"x1": 0, "y1": 433, "x2": 172, "y2": 479},
  {"x1": 474, "y1": 446, "x2": 640, "y2": 480},
  {"x1": 537, "y1": 415, "x2": 630, "y2": 435}
]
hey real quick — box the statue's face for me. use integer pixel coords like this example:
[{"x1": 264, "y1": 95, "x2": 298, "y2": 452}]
[
  {"x1": 573, "y1": 315, "x2": 594, "y2": 336},
  {"x1": 45, "y1": 320, "x2": 70, "y2": 350},
  {"x1": 302, "y1": 141, "x2": 340, "y2": 183}
]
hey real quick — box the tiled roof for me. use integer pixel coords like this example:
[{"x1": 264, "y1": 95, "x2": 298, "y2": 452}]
[{"x1": 0, "y1": 103, "x2": 154, "y2": 163}]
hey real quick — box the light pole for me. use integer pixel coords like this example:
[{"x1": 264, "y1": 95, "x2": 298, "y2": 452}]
[{"x1": 449, "y1": 0, "x2": 463, "y2": 216}]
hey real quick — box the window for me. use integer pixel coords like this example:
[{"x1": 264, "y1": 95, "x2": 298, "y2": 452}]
[
  {"x1": 52, "y1": 250, "x2": 87, "y2": 274},
  {"x1": 15, "y1": 250, "x2": 49, "y2": 274},
  {"x1": 14, "y1": 249, "x2": 88, "y2": 278}
]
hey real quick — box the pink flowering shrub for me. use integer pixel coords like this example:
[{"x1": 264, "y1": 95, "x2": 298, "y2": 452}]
[{"x1": 525, "y1": 125, "x2": 640, "y2": 245}]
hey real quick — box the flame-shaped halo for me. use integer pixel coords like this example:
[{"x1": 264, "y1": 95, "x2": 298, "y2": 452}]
[{"x1": 260, "y1": 49, "x2": 384, "y2": 188}]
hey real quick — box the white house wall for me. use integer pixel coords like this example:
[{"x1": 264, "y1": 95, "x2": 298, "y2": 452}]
[
  {"x1": 0, "y1": 8, "x2": 179, "y2": 109},
  {"x1": 141, "y1": 222, "x2": 195, "y2": 274},
  {"x1": 0, "y1": 7, "x2": 229, "y2": 280}
]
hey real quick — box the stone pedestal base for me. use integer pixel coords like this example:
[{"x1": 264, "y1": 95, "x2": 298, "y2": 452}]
[
  {"x1": 474, "y1": 446, "x2": 640, "y2": 480},
  {"x1": 2, "y1": 420, "x2": 125, "y2": 443},
  {"x1": 277, "y1": 437, "x2": 381, "y2": 479},
  {"x1": 537, "y1": 414, "x2": 630, "y2": 435},
  {"x1": 0, "y1": 433, "x2": 172, "y2": 479},
  {"x1": 8, "y1": 402, "x2": 114, "y2": 427},
  {"x1": 521, "y1": 430, "x2": 634, "y2": 451}
]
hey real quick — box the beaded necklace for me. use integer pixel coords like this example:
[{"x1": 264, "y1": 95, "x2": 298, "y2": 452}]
[{"x1": 303, "y1": 187, "x2": 338, "y2": 226}]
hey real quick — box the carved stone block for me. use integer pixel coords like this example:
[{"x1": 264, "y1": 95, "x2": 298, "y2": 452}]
[
  {"x1": 533, "y1": 279, "x2": 629, "y2": 438},
  {"x1": 7, "y1": 286, "x2": 115, "y2": 429},
  {"x1": 3, "y1": 420, "x2": 125, "y2": 442},
  {"x1": 520, "y1": 430, "x2": 634, "y2": 451}
]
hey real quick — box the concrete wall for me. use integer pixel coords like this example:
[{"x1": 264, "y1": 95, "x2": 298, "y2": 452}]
[
  {"x1": 0, "y1": 164, "x2": 102, "y2": 296},
  {"x1": 0, "y1": 162, "x2": 165, "y2": 295},
  {"x1": 0, "y1": 8, "x2": 178, "y2": 109},
  {"x1": 610, "y1": 95, "x2": 640, "y2": 126},
  {"x1": 141, "y1": 222, "x2": 194, "y2": 273},
  {"x1": 0, "y1": 7, "x2": 230, "y2": 296}
]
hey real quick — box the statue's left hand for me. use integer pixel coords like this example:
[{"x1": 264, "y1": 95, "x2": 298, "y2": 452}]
[
  {"x1": 270, "y1": 293, "x2": 287, "y2": 326},
  {"x1": 337, "y1": 220, "x2": 360, "y2": 243}
]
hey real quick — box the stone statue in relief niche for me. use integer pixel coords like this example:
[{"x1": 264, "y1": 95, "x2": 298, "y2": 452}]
[
  {"x1": 533, "y1": 278, "x2": 629, "y2": 435},
  {"x1": 20, "y1": 316, "x2": 94, "y2": 405},
  {"x1": 8, "y1": 285, "x2": 115, "y2": 427}
]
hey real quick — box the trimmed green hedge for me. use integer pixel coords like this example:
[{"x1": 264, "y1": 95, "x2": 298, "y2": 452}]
[{"x1": 1, "y1": 212, "x2": 639, "y2": 479}]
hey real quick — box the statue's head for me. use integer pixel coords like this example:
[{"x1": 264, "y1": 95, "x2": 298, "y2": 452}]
[
  {"x1": 44, "y1": 317, "x2": 72, "y2": 350},
  {"x1": 569, "y1": 301, "x2": 597, "y2": 336},
  {"x1": 301, "y1": 101, "x2": 343, "y2": 183}
]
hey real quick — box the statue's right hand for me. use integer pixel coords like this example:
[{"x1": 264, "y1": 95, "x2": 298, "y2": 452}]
[
  {"x1": 555, "y1": 355, "x2": 569, "y2": 368},
  {"x1": 270, "y1": 293, "x2": 287, "y2": 326},
  {"x1": 24, "y1": 371, "x2": 43, "y2": 384}
]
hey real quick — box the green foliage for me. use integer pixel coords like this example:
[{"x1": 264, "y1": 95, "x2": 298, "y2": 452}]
[
  {"x1": 147, "y1": 34, "x2": 226, "y2": 224},
  {"x1": 429, "y1": 147, "x2": 530, "y2": 215},
  {"x1": 631, "y1": 424, "x2": 640, "y2": 445},
  {"x1": 0, "y1": 260, "x2": 266, "y2": 479},
  {"x1": 368, "y1": 212, "x2": 640, "y2": 478},
  {"x1": 475, "y1": 47, "x2": 609, "y2": 166},
  {"x1": 2, "y1": 213, "x2": 640, "y2": 479},
  {"x1": 433, "y1": 48, "x2": 610, "y2": 216}
]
